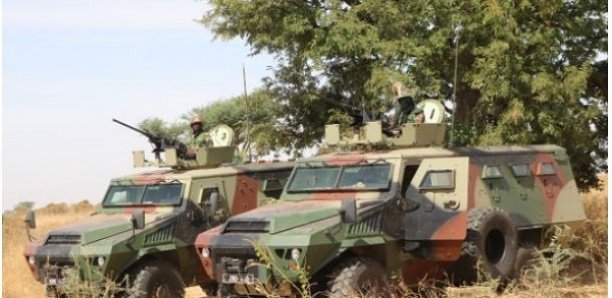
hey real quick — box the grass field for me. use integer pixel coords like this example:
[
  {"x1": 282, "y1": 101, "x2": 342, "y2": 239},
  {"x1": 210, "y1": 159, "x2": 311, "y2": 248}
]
[{"x1": 3, "y1": 178, "x2": 607, "y2": 297}]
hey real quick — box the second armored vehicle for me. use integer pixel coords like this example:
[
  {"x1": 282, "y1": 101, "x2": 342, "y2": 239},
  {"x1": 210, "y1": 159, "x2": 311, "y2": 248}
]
[{"x1": 195, "y1": 101, "x2": 585, "y2": 297}]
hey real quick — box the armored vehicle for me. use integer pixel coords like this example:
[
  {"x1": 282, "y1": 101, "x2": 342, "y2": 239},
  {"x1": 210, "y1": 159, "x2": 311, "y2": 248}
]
[
  {"x1": 194, "y1": 100, "x2": 585, "y2": 297},
  {"x1": 23, "y1": 122, "x2": 294, "y2": 297}
]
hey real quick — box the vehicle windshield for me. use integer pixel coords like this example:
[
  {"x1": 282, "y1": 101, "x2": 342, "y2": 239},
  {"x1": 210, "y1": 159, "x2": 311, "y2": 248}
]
[
  {"x1": 102, "y1": 183, "x2": 183, "y2": 207},
  {"x1": 287, "y1": 162, "x2": 391, "y2": 192}
]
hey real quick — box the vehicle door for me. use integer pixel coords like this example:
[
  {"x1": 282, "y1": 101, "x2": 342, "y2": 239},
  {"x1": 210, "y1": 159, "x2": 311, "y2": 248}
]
[{"x1": 402, "y1": 157, "x2": 469, "y2": 243}]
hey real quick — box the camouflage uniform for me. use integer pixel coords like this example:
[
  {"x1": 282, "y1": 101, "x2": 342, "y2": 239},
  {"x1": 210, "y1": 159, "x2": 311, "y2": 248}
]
[
  {"x1": 392, "y1": 83, "x2": 418, "y2": 126},
  {"x1": 405, "y1": 107, "x2": 424, "y2": 123},
  {"x1": 190, "y1": 116, "x2": 210, "y2": 148},
  {"x1": 192, "y1": 131, "x2": 210, "y2": 148}
]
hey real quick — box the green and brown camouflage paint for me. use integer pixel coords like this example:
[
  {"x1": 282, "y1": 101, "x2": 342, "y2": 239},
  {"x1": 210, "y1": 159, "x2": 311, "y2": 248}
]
[
  {"x1": 195, "y1": 144, "x2": 585, "y2": 295},
  {"x1": 23, "y1": 161, "x2": 293, "y2": 289}
]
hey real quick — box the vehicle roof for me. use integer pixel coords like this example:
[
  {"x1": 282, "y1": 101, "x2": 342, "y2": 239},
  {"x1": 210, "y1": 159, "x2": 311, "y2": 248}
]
[
  {"x1": 111, "y1": 161, "x2": 294, "y2": 183},
  {"x1": 303, "y1": 145, "x2": 564, "y2": 162}
]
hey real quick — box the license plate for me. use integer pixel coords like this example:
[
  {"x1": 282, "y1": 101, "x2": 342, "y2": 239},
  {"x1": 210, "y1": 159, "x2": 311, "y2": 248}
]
[
  {"x1": 46, "y1": 278, "x2": 64, "y2": 286},
  {"x1": 222, "y1": 273, "x2": 255, "y2": 284}
]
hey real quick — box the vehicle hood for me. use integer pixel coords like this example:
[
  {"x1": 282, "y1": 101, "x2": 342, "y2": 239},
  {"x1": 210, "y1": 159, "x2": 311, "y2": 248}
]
[
  {"x1": 226, "y1": 200, "x2": 342, "y2": 234},
  {"x1": 47, "y1": 211, "x2": 173, "y2": 245}
]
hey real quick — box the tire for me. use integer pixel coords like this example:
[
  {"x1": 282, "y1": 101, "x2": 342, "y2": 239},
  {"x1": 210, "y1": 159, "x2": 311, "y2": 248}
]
[
  {"x1": 328, "y1": 257, "x2": 387, "y2": 298},
  {"x1": 128, "y1": 261, "x2": 185, "y2": 298},
  {"x1": 454, "y1": 208, "x2": 518, "y2": 282}
]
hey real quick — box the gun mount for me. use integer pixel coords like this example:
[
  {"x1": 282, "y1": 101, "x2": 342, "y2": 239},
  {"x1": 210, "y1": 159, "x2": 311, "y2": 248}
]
[
  {"x1": 114, "y1": 119, "x2": 236, "y2": 169},
  {"x1": 325, "y1": 99, "x2": 448, "y2": 148},
  {"x1": 132, "y1": 146, "x2": 236, "y2": 169}
]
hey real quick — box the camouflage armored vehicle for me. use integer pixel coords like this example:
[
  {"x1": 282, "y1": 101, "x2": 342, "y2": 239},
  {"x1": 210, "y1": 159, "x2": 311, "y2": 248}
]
[
  {"x1": 23, "y1": 121, "x2": 294, "y2": 297},
  {"x1": 194, "y1": 100, "x2": 585, "y2": 297}
]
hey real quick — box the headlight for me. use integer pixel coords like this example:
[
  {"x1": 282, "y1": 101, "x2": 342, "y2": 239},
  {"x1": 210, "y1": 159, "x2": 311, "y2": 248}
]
[
  {"x1": 201, "y1": 247, "x2": 210, "y2": 258},
  {"x1": 96, "y1": 256, "x2": 105, "y2": 267},
  {"x1": 28, "y1": 255, "x2": 35, "y2": 265},
  {"x1": 291, "y1": 248, "x2": 301, "y2": 261}
]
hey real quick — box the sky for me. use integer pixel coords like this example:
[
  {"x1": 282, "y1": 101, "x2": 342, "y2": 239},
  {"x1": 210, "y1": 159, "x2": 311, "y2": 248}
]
[{"x1": 3, "y1": 0, "x2": 276, "y2": 210}]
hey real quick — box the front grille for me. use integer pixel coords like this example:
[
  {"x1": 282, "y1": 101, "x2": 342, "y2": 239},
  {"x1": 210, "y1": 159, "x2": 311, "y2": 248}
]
[
  {"x1": 35, "y1": 259, "x2": 75, "y2": 282},
  {"x1": 144, "y1": 223, "x2": 175, "y2": 245},
  {"x1": 224, "y1": 221, "x2": 269, "y2": 233},
  {"x1": 348, "y1": 211, "x2": 383, "y2": 236},
  {"x1": 212, "y1": 246, "x2": 257, "y2": 259},
  {"x1": 46, "y1": 234, "x2": 81, "y2": 245}
]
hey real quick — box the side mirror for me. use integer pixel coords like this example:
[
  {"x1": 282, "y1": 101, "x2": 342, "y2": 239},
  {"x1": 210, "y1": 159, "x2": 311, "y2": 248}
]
[
  {"x1": 131, "y1": 209, "x2": 145, "y2": 230},
  {"x1": 208, "y1": 192, "x2": 219, "y2": 216},
  {"x1": 340, "y1": 198, "x2": 357, "y2": 223},
  {"x1": 25, "y1": 210, "x2": 36, "y2": 229}
]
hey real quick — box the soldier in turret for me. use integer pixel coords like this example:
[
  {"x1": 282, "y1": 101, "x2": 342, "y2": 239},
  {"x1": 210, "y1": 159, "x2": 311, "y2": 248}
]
[
  {"x1": 190, "y1": 116, "x2": 209, "y2": 147},
  {"x1": 392, "y1": 82, "x2": 417, "y2": 126},
  {"x1": 406, "y1": 107, "x2": 425, "y2": 124},
  {"x1": 186, "y1": 116, "x2": 211, "y2": 158}
]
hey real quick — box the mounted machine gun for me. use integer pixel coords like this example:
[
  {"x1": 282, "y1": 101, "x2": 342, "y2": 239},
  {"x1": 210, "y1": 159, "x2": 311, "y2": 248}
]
[{"x1": 112, "y1": 118, "x2": 190, "y2": 160}]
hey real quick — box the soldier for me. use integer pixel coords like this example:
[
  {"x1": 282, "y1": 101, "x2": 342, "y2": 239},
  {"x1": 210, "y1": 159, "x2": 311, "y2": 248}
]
[
  {"x1": 391, "y1": 82, "x2": 417, "y2": 126},
  {"x1": 407, "y1": 107, "x2": 426, "y2": 124},
  {"x1": 186, "y1": 116, "x2": 210, "y2": 158},
  {"x1": 190, "y1": 116, "x2": 209, "y2": 147}
]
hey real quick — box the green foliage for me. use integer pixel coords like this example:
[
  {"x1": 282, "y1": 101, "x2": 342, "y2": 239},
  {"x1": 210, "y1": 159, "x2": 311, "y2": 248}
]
[
  {"x1": 184, "y1": 88, "x2": 286, "y2": 156},
  {"x1": 14, "y1": 201, "x2": 34, "y2": 211},
  {"x1": 137, "y1": 118, "x2": 186, "y2": 142},
  {"x1": 251, "y1": 241, "x2": 312, "y2": 297},
  {"x1": 203, "y1": 0, "x2": 607, "y2": 190}
]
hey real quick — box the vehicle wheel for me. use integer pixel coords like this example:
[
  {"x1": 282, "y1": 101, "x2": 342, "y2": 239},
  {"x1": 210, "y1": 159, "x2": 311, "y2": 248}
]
[
  {"x1": 328, "y1": 257, "x2": 387, "y2": 298},
  {"x1": 128, "y1": 261, "x2": 185, "y2": 298},
  {"x1": 455, "y1": 208, "x2": 518, "y2": 282}
]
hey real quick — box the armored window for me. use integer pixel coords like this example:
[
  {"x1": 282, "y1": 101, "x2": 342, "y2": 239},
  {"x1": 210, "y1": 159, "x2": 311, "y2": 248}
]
[
  {"x1": 537, "y1": 162, "x2": 556, "y2": 175},
  {"x1": 200, "y1": 187, "x2": 219, "y2": 205},
  {"x1": 482, "y1": 165, "x2": 503, "y2": 179},
  {"x1": 287, "y1": 161, "x2": 391, "y2": 192},
  {"x1": 263, "y1": 179, "x2": 285, "y2": 192},
  {"x1": 102, "y1": 183, "x2": 182, "y2": 207},
  {"x1": 419, "y1": 170, "x2": 454, "y2": 189},
  {"x1": 262, "y1": 178, "x2": 287, "y2": 199},
  {"x1": 510, "y1": 164, "x2": 530, "y2": 177}
]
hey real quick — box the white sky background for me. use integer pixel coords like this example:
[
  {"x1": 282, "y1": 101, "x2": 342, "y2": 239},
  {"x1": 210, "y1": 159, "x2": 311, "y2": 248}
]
[{"x1": 3, "y1": 0, "x2": 275, "y2": 210}]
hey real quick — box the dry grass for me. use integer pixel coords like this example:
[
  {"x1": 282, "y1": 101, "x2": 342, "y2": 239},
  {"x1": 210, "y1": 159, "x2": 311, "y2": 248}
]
[
  {"x1": 2, "y1": 201, "x2": 95, "y2": 298},
  {"x1": 2, "y1": 177, "x2": 608, "y2": 297}
]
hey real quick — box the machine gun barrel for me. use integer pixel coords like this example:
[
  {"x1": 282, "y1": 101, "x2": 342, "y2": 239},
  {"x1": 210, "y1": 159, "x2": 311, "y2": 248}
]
[
  {"x1": 112, "y1": 118, "x2": 156, "y2": 140},
  {"x1": 112, "y1": 118, "x2": 191, "y2": 160}
]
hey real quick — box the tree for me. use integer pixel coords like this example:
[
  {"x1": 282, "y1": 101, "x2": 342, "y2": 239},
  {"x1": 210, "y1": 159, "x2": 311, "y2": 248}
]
[
  {"x1": 202, "y1": 0, "x2": 607, "y2": 190},
  {"x1": 140, "y1": 89, "x2": 285, "y2": 158},
  {"x1": 14, "y1": 201, "x2": 34, "y2": 211}
]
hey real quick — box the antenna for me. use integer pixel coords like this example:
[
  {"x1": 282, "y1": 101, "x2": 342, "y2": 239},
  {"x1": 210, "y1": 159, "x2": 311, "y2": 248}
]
[
  {"x1": 449, "y1": 23, "x2": 461, "y2": 147},
  {"x1": 243, "y1": 64, "x2": 252, "y2": 162}
]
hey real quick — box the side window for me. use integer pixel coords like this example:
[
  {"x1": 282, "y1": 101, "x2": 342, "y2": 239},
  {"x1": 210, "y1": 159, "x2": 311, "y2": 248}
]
[
  {"x1": 199, "y1": 187, "x2": 219, "y2": 208},
  {"x1": 262, "y1": 178, "x2": 287, "y2": 199},
  {"x1": 419, "y1": 170, "x2": 455, "y2": 189},
  {"x1": 537, "y1": 162, "x2": 556, "y2": 175},
  {"x1": 482, "y1": 165, "x2": 503, "y2": 179},
  {"x1": 510, "y1": 164, "x2": 530, "y2": 177}
]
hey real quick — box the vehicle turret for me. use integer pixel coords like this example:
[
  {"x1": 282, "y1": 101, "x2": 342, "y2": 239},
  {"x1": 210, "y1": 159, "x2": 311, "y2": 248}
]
[
  {"x1": 324, "y1": 99, "x2": 448, "y2": 148},
  {"x1": 124, "y1": 121, "x2": 238, "y2": 169}
]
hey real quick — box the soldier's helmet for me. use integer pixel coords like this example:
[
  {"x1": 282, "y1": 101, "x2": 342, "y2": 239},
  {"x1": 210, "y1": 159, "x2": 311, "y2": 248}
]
[{"x1": 190, "y1": 116, "x2": 203, "y2": 127}]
